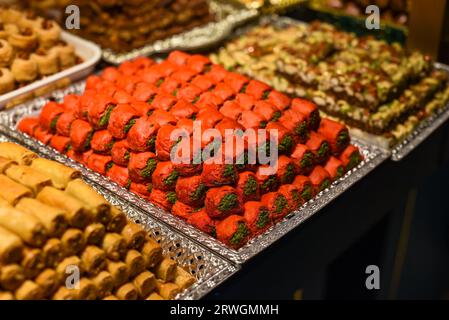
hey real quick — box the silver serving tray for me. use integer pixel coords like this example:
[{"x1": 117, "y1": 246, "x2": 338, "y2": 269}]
[
  {"x1": 100, "y1": 0, "x2": 258, "y2": 65},
  {"x1": 227, "y1": 15, "x2": 449, "y2": 162},
  {"x1": 0, "y1": 133, "x2": 238, "y2": 300},
  {"x1": 0, "y1": 82, "x2": 389, "y2": 263}
]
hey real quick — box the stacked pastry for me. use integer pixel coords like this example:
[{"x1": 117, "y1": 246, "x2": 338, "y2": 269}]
[
  {"x1": 211, "y1": 21, "x2": 449, "y2": 146},
  {"x1": 0, "y1": 142, "x2": 195, "y2": 300},
  {"x1": 18, "y1": 52, "x2": 363, "y2": 249},
  {"x1": 0, "y1": 6, "x2": 78, "y2": 95},
  {"x1": 67, "y1": 0, "x2": 214, "y2": 53}
]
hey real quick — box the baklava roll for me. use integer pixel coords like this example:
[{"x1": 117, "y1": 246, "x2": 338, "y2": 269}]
[
  {"x1": 21, "y1": 247, "x2": 45, "y2": 278},
  {"x1": 16, "y1": 198, "x2": 67, "y2": 238},
  {"x1": 84, "y1": 223, "x2": 105, "y2": 245},
  {"x1": 35, "y1": 19, "x2": 61, "y2": 49},
  {"x1": 81, "y1": 246, "x2": 106, "y2": 276},
  {"x1": 121, "y1": 222, "x2": 146, "y2": 250},
  {"x1": 50, "y1": 41, "x2": 76, "y2": 69},
  {"x1": 0, "y1": 226, "x2": 23, "y2": 264},
  {"x1": 0, "y1": 68, "x2": 14, "y2": 95},
  {"x1": 11, "y1": 53, "x2": 38, "y2": 83},
  {"x1": 31, "y1": 158, "x2": 80, "y2": 189},
  {"x1": 35, "y1": 268, "x2": 60, "y2": 297},
  {"x1": 125, "y1": 249, "x2": 145, "y2": 278},
  {"x1": 107, "y1": 206, "x2": 127, "y2": 233},
  {"x1": 52, "y1": 286, "x2": 77, "y2": 300},
  {"x1": 153, "y1": 258, "x2": 177, "y2": 283},
  {"x1": 103, "y1": 295, "x2": 119, "y2": 300},
  {"x1": 102, "y1": 233, "x2": 126, "y2": 261},
  {"x1": 60, "y1": 228, "x2": 85, "y2": 256},
  {"x1": 15, "y1": 280, "x2": 42, "y2": 300},
  {"x1": 18, "y1": 11, "x2": 43, "y2": 30},
  {"x1": 0, "y1": 23, "x2": 19, "y2": 40},
  {"x1": 31, "y1": 48, "x2": 59, "y2": 76},
  {"x1": 37, "y1": 187, "x2": 89, "y2": 229},
  {"x1": 0, "y1": 292, "x2": 14, "y2": 300},
  {"x1": 145, "y1": 292, "x2": 164, "y2": 300},
  {"x1": 0, "y1": 205, "x2": 47, "y2": 247},
  {"x1": 42, "y1": 238, "x2": 64, "y2": 268},
  {"x1": 91, "y1": 271, "x2": 114, "y2": 298},
  {"x1": 9, "y1": 28, "x2": 37, "y2": 51},
  {"x1": 56, "y1": 256, "x2": 83, "y2": 283},
  {"x1": 6, "y1": 166, "x2": 52, "y2": 195},
  {"x1": 0, "y1": 7, "x2": 23, "y2": 24},
  {"x1": 74, "y1": 278, "x2": 98, "y2": 300},
  {"x1": 0, "y1": 40, "x2": 13, "y2": 67},
  {"x1": 174, "y1": 266, "x2": 195, "y2": 290},
  {"x1": 65, "y1": 179, "x2": 111, "y2": 225},
  {"x1": 155, "y1": 280, "x2": 180, "y2": 300},
  {"x1": 133, "y1": 271, "x2": 156, "y2": 298},
  {"x1": 106, "y1": 260, "x2": 128, "y2": 287},
  {"x1": 115, "y1": 283, "x2": 138, "y2": 300},
  {"x1": 141, "y1": 239, "x2": 163, "y2": 269},
  {"x1": 0, "y1": 142, "x2": 37, "y2": 165},
  {"x1": 0, "y1": 174, "x2": 32, "y2": 205},
  {"x1": 0, "y1": 156, "x2": 16, "y2": 173},
  {"x1": 0, "y1": 264, "x2": 25, "y2": 291}
]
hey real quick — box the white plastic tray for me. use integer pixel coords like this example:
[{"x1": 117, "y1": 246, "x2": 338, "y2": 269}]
[{"x1": 0, "y1": 31, "x2": 102, "y2": 109}]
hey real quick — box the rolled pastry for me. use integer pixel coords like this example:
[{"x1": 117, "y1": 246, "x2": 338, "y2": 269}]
[
  {"x1": 37, "y1": 186, "x2": 90, "y2": 229},
  {"x1": 141, "y1": 239, "x2": 163, "y2": 269},
  {"x1": 35, "y1": 19, "x2": 61, "y2": 49},
  {"x1": 153, "y1": 258, "x2": 177, "y2": 283},
  {"x1": 106, "y1": 260, "x2": 128, "y2": 288},
  {"x1": 16, "y1": 198, "x2": 67, "y2": 238},
  {"x1": 60, "y1": 228, "x2": 85, "y2": 256},
  {"x1": 50, "y1": 41, "x2": 76, "y2": 69},
  {"x1": 0, "y1": 156, "x2": 16, "y2": 173},
  {"x1": 91, "y1": 271, "x2": 114, "y2": 298},
  {"x1": 145, "y1": 292, "x2": 164, "y2": 300},
  {"x1": 81, "y1": 245, "x2": 106, "y2": 276},
  {"x1": 8, "y1": 28, "x2": 37, "y2": 51},
  {"x1": 0, "y1": 67, "x2": 14, "y2": 94},
  {"x1": 115, "y1": 283, "x2": 138, "y2": 300},
  {"x1": 74, "y1": 278, "x2": 98, "y2": 300},
  {"x1": 18, "y1": 11, "x2": 43, "y2": 29},
  {"x1": 0, "y1": 264, "x2": 25, "y2": 291},
  {"x1": 102, "y1": 233, "x2": 126, "y2": 261},
  {"x1": 11, "y1": 52, "x2": 39, "y2": 83},
  {"x1": 0, "y1": 39, "x2": 13, "y2": 67},
  {"x1": 52, "y1": 286, "x2": 77, "y2": 300},
  {"x1": 84, "y1": 223, "x2": 105, "y2": 245},
  {"x1": 35, "y1": 268, "x2": 60, "y2": 297},
  {"x1": 31, "y1": 158, "x2": 80, "y2": 189},
  {"x1": 124, "y1": 249, "x2": 145, "y2": 278},
  {"x1": 121, "y1": 222, "x2": 146, "y2": 250},
  {"x1": 0, "y1": 292, "x2": 14, "y2": 300},
  {"x1": 0, "y1": 226, "x2": 23, "y2": 264},
  {"x1": 0, "y1": 174, "x2": 32, "y2": 205},
  {"x1": 0, "y1": 142, "x2": 37, "y2": 166},
  {"x1": 65, "y1": 179, "x2": 111, "y2": 224},
  {"x1": 21, "y1": 247, "x2": 45, "y2": 278},
  {"x1": 31, "y1": 48, "x2": 59, "y2": 76},
  {"x1": 56, "y1": 256, "x2": 83, "y2": 283},
  {"x1": 6, "y1": 165, "x2": 52, "y2": 195},
  {"x1": 133, "y1": 271, "x2": 156, "y2": 298},
  {"x1": 0, "y1": 23, "x2": 19, "y2": 40},
  {"x1": 103, "y1": 295, "x2": 119, "y2": 300},
  {"x1": 155, "y1": 280, "x2": 180, "y2": 300},
  {"x1": 107, "y1": 206, "x2": 127, "y2": 233},
  {"x1": 15, "y1": 280, "x2": 42, "y2": 300},
  {"x1": 0, "y1": 205, "x2": 47, "y2": 247},
  {"x1": 174, "y1": 266, "x2": 195, "y2": 290},
  {"x1": 0, "y1": 8, "x2": 23, "y2": 24},
  {"x1": 42, "y1": 238, "x2": 64, "y2": 268}
]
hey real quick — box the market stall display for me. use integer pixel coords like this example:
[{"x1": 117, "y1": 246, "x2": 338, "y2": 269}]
[
  {"x1": 15, "y1": 52, "x2": 368, "y2": 251},
  {"x1": 0, "y1": 141, "x2": 238, "y2": 300},
  {"x1": 0, "y1": 6, "x2": 101, "y2": 109},
  {"x1": 210, "y1": 18, "x2": 449, "y2": 153}
]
